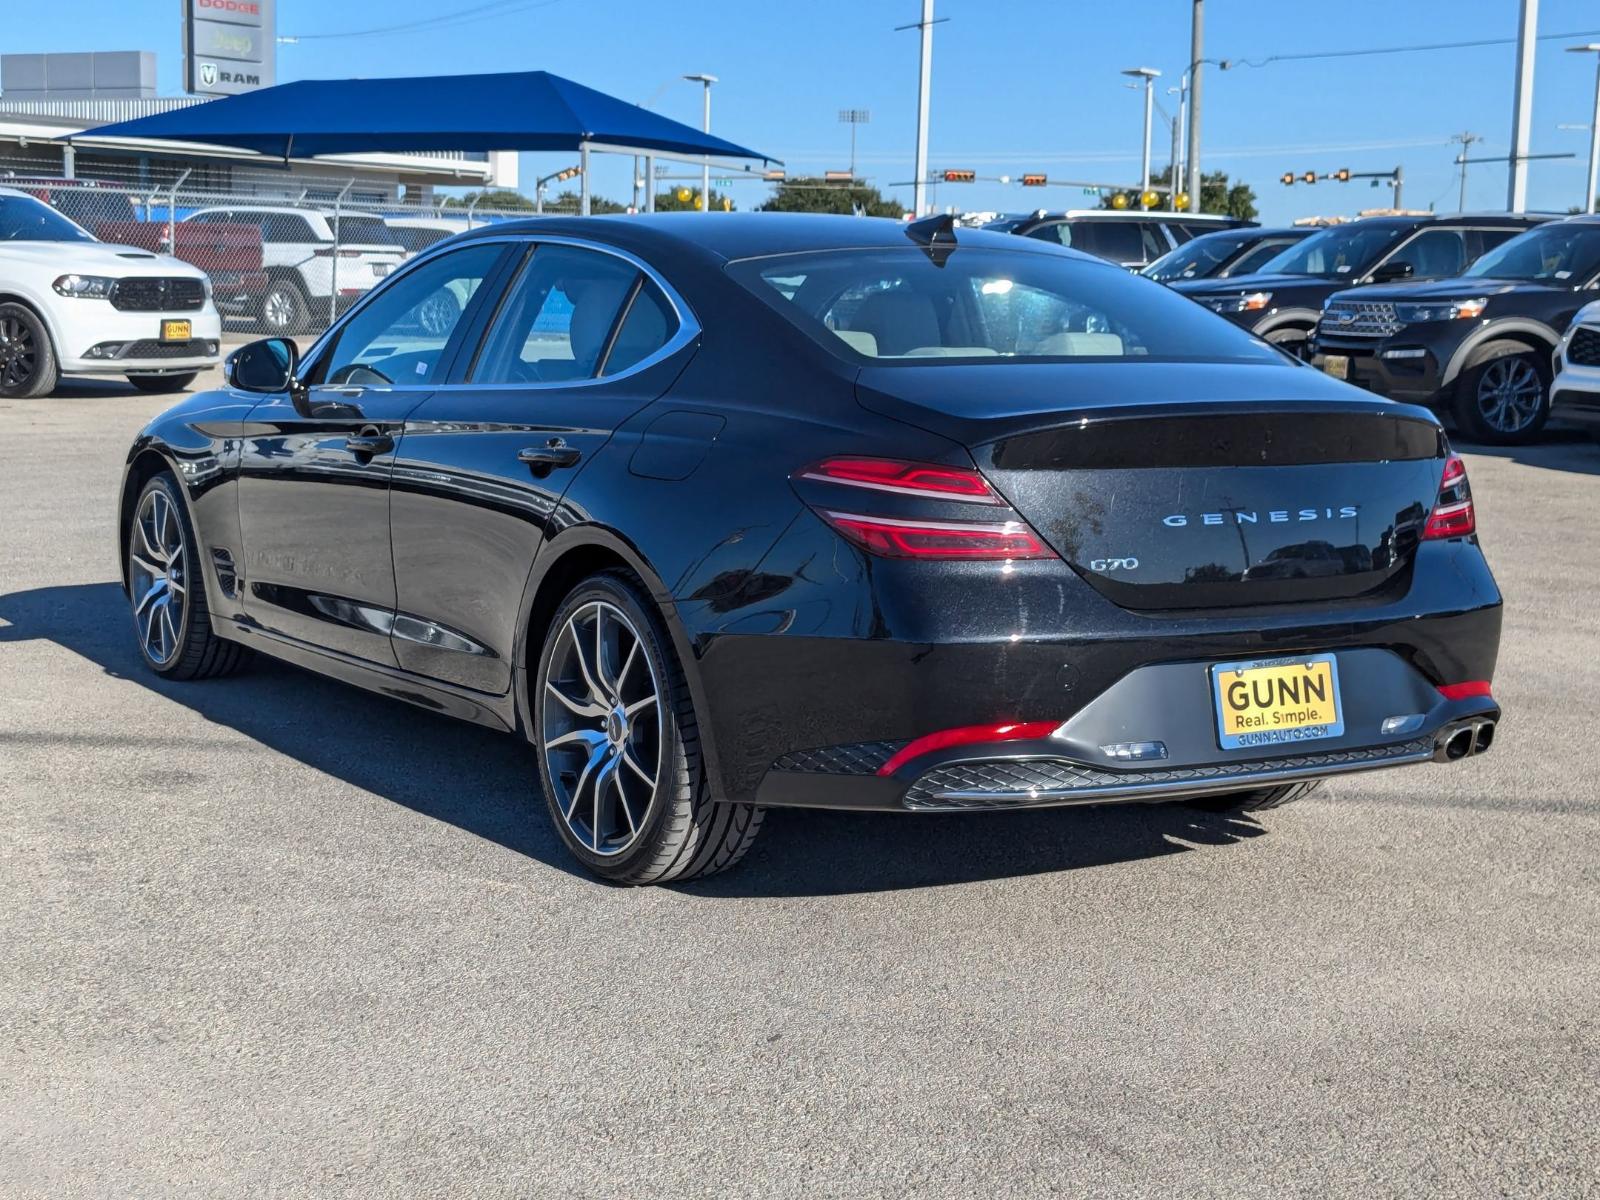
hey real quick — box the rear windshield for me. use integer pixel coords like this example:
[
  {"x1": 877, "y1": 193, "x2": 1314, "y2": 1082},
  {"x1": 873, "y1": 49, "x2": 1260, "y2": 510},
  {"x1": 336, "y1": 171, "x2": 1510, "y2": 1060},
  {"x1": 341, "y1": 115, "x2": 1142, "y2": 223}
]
[
  {"x1": 334, "y1": 215, "x2": 401, "y2": 245},
  {"x1": 1257, "y1": 223, "x2": 1407, "y2": 278},
  {"x1": 1465, "y1": 223, "x2": 1600, "y2": 283},
  {"x1": 726, "y1": 246, "x2": 1283, "y2": 365}
]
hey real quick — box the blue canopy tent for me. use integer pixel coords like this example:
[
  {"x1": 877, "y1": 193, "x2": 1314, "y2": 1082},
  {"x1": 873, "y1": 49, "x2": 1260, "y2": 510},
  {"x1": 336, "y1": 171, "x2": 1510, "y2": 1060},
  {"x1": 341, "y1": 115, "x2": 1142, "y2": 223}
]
[{"x1": 72, "y1": 70, "x2": 775, "y2": 214}]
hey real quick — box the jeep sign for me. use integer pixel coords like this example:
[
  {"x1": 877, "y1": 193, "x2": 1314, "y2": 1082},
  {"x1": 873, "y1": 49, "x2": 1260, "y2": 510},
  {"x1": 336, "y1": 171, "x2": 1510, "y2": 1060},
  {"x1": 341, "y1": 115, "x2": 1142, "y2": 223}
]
[{"x1": 184, "y1": 0, "x2": 275, "y2": 97}]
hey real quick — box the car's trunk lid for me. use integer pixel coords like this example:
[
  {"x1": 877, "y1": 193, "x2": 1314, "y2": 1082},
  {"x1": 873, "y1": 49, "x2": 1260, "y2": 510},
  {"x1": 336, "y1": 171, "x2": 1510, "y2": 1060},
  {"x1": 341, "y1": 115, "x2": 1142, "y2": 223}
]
[{"x1": 855, "y1": 362, "x2": 1447, "y2": 610}]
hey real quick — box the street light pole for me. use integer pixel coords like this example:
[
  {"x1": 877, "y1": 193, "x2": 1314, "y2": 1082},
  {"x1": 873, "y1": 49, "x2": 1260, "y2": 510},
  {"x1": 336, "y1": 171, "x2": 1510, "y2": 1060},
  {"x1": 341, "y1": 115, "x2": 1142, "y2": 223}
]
[
  {"x1": 684, "y1": 73, "x2": 718, "y2": 212},
  {"x1": 913, "y1": 0, "x2": 934, "y2": 216},
  {"x1": 1186, "y1": 0, "x2": 1204, "y2": 213},
  {"x1": 1122, "y1": 67, "x2": 1161, "y2": 203},
  {"x1": 1507, "y1": 0, "x2": 1538, "y2": 212},
  {"x1": 1569, "y1": 44, "x2": 1600, "y2": 214}
]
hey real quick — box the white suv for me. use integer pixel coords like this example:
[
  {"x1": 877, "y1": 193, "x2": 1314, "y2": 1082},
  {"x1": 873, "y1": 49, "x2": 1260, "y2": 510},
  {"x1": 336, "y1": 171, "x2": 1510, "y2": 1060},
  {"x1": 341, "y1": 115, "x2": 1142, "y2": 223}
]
[
  {"x1": 181, "y1": 205, "x2": 405, "y2": 335},
  {"x1": 1552, "y1": 299, "x2": 1600, "y2": 439},
  {"x1": 0, "y1": 188, "x2": 220, "y2": 398}
]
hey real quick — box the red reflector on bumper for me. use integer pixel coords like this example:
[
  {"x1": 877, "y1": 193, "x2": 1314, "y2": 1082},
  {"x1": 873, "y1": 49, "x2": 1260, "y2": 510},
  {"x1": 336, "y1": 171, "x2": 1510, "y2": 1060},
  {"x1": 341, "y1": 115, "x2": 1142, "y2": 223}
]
[
  {"x1": 878, "y1": 720, "x2": 1060, "y2": 776},
  {"x1": 1438, "y1": 680, "x2": 1493, "y2": 700}
]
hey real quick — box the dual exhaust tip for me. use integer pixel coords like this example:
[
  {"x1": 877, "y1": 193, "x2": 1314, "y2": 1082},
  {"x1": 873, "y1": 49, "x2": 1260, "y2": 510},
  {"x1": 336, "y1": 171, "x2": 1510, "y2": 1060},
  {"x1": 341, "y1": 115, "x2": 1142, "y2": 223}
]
[{"x1": 1434, "y1": 718, "x2": 1496, "y2": 763}]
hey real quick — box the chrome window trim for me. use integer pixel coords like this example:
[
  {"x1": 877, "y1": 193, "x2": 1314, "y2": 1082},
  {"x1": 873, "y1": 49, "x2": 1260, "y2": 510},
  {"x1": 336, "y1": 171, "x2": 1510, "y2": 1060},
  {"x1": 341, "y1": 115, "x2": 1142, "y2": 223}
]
[{"x1": 296, "y1": 232, "x2": 699, "y2": 394}]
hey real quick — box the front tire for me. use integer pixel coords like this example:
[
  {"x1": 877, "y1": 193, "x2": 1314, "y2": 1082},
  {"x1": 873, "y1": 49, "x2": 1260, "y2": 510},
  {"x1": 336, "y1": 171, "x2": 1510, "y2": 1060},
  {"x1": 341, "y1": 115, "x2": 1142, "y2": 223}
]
[
  {"x1": 126, "y1": 472, "x2": 251, "y2": 680},
  {"x1": 1453, "y1": 344, "x2": 1550, "y2": 444},
  {"x1": 533, "y1": 570, "x2": 763, "y2": 884},
  {"x1": 127, "y1": 373, "x2": 199, "y2": 394},
  {"x1": 0, "y1": 302, "x2": 59, "y2": 399}
]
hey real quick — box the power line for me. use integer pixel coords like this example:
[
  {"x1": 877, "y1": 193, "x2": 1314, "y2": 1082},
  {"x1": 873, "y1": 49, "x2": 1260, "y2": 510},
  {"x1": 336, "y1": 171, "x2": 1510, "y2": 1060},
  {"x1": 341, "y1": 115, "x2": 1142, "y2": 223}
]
[
  {"x1": 1226, "y1": 28, "x2": 1600, "y2": 70},
  {"x1": 283, "y1": 0, "x2": 567, "y2": 42}
]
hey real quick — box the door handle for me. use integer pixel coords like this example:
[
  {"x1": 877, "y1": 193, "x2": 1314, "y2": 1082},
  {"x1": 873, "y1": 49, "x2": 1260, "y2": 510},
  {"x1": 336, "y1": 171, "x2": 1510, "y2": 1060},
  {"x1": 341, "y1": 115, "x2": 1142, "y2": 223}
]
[
  {"x1": 517, "y1": 439, "x2": 582, "y2": 471},
  {"x1": 345, "y1": 432, "x2": 394, "y2": 457}
]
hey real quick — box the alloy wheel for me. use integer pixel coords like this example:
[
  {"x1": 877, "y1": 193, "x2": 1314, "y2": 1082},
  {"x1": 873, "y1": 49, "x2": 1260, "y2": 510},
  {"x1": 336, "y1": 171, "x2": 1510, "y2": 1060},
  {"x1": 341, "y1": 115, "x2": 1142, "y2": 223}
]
[
  {"x1": 263, "y1": 287, "x2": 298, "y2": 331},
  {"x1": 0, "y1": 314, "x2": 37, "y2": 390},
  {"x1": 129, "y1": 487, "x2": 188, "y2": 666},
  {"x1": 1474, "y1": 356, "x2": 1543, "y2": 434},
  {"x1": 540, "y1": 600, "x2": 663, "y2": 856}
]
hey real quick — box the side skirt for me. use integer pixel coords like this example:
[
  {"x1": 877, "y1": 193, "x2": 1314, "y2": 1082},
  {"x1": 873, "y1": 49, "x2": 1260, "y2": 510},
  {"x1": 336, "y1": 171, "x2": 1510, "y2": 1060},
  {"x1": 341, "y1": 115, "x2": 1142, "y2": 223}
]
[{"x1": 222, "y1": 618, "x2": 519, "y2": 733}]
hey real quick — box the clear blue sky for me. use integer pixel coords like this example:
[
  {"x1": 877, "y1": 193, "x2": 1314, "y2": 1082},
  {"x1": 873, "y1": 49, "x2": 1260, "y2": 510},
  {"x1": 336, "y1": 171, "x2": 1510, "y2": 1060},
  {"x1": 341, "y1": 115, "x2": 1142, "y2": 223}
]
[{"x1": 8, "y1": 0, "x2": 1600, "y2": 221}]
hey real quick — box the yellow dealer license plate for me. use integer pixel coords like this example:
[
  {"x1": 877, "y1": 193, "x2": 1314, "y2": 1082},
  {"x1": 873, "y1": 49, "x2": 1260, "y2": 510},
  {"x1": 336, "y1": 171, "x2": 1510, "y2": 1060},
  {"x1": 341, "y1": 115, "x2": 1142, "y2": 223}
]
[
  {"x1": 1211, "y1": 654, "x2": 1344, "y2": 750},
  {"x1": 1321, "y1": 354, "x2": 1349, "y2": 380},
  {"x1": 160, "y1": 319, "x2": 191, "y2": 343}
]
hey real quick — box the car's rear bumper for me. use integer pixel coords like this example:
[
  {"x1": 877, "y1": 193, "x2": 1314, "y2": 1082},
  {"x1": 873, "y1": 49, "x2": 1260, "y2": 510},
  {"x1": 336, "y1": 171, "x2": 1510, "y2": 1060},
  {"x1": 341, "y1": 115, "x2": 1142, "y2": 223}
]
[{"x1": 685, "y1": 528, "x2": 1503, "y2": 807}]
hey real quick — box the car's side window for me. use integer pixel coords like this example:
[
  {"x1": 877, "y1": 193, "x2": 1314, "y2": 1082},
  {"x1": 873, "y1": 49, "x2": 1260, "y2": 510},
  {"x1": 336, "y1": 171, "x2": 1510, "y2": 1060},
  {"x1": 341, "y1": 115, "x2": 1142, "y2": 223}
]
[
  {"x1": 602, "y1": 279, "x2": 679, "y2": 376},
  {"x1": 310, "y1": 243, "x2": 505, "y2": 387},
  {"x1": 1387, "y1": 228, "x2": 1468, "y2": 278},
  {"x1": 471, "y1": 244, "x2": 640, "y2": 384},
  {"x1": 1085, "y1": 221, "x2": 1145, "y2": 264}
]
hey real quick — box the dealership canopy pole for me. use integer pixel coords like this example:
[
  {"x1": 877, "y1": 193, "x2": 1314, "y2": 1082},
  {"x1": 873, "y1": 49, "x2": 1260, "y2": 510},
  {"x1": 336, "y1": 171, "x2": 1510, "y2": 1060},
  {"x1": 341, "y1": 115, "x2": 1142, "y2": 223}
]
[
  {"x1": 912, "y1": 0, "x2": 934, "y2": 217},
  {"x1": 1507, "y1": 0, "x2": 1538, "y2": 211},
  {"x1": 645, "y1": 155, "x2": 656, "y2": 212},
  {"x1": 1570, "y1": 44, "x2": 1600, "y2": 214},
  {"x1": 579, "y1": 141, "x2": 591, "y2": 215},
  {"x1": 1186, "y1": 0, "x2": 1203, "y2": 212}
]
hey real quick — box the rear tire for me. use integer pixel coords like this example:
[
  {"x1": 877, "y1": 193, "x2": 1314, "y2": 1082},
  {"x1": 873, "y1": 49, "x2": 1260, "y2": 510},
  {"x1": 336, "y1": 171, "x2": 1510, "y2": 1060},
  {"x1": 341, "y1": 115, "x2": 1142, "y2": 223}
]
[
  {"x1": 532, "y1": 570, "x2": 763, "y2": 884},
  {"x1": 1187, "y1": 780, "x2": 1322, "y2": 814},
  {"x1": 0, "y1": 302, "x2": 59, "y2": 399},
  {"x1": 1452, "y1": 343, "x2": 1550, "y2": 444},
  {"x1": 126, "y1": 471, "x2": 252, "y2": 680},
  {"x1": 127, "y1": 373, "x2": 199, "y2": 394}
]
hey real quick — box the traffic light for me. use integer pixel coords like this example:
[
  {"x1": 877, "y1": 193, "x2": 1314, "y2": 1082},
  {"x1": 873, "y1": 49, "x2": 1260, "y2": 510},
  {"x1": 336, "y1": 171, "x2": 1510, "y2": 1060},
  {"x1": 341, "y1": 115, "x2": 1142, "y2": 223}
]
[
  {"x1": 554, "y1": 165, "x2": 582, "y2": 183},
  {"x1": 1281, "y1": 172, "x2": 1296, "y2": 186},
  {"x1": 1334, "y1": 168, "x2": 1351, "y2": 182},
  {"x1": 763, "y1": 169, "x2": 786, "y2": 182},
  {"x1": 943, "y1": 169, "x2": 976, "y2": 183},
  {"x1": 1302, "y1": 171, "x2": 1318, "y2": 184},
  {"x1": 1021, "y1": 173, "x2": 1047, "y2": 187}
]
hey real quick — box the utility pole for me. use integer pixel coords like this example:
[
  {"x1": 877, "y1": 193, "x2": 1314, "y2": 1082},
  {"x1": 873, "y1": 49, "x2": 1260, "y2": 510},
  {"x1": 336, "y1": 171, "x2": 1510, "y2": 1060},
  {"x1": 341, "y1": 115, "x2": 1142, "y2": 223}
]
[
  {"x1": 1507, "y1": 0, "x2": 1538, "y2": 211},
  {"x1": 1568, "y1": 44, "x2": 1600, "y2": 214},
  {"x1": 1186, "y1": 0, "x2": 1204, "y2": 212},
  {"x1": 1451, "y1": 133, "x2": 1482, "y2": 211},
  {"x1": 1167, "y1": 88, "x2": 1182, "y2": 199},
  {"x1": 912, "y1": 0, "x2": 935, "y2": 217}
]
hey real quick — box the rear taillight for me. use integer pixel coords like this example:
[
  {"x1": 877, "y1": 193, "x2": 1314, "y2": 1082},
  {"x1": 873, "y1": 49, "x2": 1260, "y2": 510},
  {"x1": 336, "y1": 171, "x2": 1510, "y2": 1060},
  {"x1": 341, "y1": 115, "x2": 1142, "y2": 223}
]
[
  {"x1": 1422, "y1": 454, "x2": 1475, "y2": 540},
  {"x1": 820, "y1": 512, "x2": 1056, "y2": 560},
  {"x1": 799, "y1": 457, "x2": 1002, "y2": 503}
]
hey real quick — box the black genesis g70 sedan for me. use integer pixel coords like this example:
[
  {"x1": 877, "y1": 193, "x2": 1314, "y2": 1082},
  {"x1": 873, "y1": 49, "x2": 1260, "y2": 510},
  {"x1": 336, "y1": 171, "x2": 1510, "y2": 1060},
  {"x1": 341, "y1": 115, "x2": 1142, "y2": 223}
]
[{"x1": 118, "y1": 213, "x2": 1502, "y2": 883}]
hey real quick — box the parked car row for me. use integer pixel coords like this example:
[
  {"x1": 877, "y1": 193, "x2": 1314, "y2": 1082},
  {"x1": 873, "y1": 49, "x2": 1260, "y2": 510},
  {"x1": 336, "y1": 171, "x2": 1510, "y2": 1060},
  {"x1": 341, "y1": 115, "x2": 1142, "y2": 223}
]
[{"x1": 1068, "y1": 210, "x2": 1600, "y2": 445}]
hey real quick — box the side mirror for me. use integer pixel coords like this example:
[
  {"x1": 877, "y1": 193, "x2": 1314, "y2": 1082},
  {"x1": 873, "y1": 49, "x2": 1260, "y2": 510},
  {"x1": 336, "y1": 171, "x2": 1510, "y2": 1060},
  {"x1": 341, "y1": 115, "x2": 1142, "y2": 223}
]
[
  {"x1": 225, "y1": 337, "x2": 298, "y2": 393},
  {"x1": 1369, "y1": 260, "x2": 1415, "y2": 284}
]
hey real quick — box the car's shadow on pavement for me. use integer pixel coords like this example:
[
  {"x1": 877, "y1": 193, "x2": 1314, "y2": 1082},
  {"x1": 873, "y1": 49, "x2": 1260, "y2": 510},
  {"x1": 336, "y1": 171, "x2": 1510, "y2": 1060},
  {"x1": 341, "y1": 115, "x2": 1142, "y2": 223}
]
[{"x1": 0, "y1": 582, "x2": 1267, "y2": 897}]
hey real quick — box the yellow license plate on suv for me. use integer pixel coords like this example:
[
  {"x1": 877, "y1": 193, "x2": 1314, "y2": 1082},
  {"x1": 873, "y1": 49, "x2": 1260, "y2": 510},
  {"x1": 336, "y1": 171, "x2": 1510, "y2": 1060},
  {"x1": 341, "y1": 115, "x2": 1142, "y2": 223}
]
[
  {"x1": 1211, "y1": 654, "x2": 1344, "y2": 750},
  {"x1": 160, "y1": 319, "x2": 192, "y2": 343}
]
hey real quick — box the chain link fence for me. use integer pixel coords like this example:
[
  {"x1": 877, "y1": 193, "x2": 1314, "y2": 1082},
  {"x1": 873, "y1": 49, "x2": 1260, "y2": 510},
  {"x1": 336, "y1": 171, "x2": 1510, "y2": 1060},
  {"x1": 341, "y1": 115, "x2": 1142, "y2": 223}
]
[{"x1": 1, "y1": 153, "x2": 560, "y2": 337}]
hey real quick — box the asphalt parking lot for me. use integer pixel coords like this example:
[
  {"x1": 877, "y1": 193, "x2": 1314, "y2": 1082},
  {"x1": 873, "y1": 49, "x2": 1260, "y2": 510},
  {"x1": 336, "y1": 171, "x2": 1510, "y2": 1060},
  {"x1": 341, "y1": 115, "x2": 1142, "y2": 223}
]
[{"x1": 2, "y1": 369, "x2": 1597, "y2": 1198}]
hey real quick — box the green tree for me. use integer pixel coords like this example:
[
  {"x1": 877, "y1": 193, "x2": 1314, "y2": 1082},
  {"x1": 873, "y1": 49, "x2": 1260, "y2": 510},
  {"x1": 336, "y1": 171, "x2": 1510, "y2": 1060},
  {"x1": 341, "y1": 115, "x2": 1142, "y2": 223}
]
[
  {"x1": 758, "y1": 177, "x2": 904, "y2": 218},
  {"x1": 444, "y1": 188, "x2": 535, "y2": 212},
  {"x1": 550, "y1": 190, "x2": 627, "y2": 214},
  {"x1": 653, "y1": 186, "x2": 735, "y2": 212}
]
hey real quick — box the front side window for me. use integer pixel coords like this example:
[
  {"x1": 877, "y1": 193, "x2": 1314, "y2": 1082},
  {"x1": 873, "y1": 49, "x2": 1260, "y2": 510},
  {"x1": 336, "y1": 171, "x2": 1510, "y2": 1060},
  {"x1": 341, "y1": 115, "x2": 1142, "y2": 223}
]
[
  {"x1": 472, "y1": 245, "x2": 640, "y2": 383},
  {"x1": 0, "y1": 194, "x2": 95, "y2": 243},
  {"x1": 1387, "y1": 228, "x2": 1468, "y2": 278},
  {"x1": 728, "y1": 247, "x2": 1283, "y2": 364},
  {"x1": 1466, "y1": 224, "x2": 1600, "y2": 283},
  {"x1": 314, "y1": 242, "x2": 504, "y2": 386}
]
